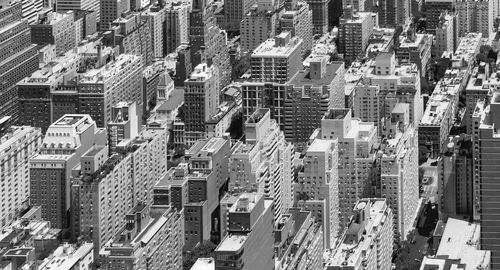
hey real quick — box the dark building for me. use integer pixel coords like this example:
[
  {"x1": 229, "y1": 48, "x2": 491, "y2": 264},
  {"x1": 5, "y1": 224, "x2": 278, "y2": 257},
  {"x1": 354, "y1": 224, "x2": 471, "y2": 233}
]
[
  {"x1": 0, "y1": 2, "x2": 39, "y2": 123},
  {"x1": 173, "y1": 44, "x2": 192, "y2": 86},
  {"x1": 424, "y1": 0, "x2": 454, "y2": 35}
]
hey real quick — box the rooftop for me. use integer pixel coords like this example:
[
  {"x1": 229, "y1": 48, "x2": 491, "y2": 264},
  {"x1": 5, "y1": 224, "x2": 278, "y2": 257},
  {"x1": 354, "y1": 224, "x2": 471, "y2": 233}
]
[
  {"x1": 38, "y1": 243, "x2": 93, "y2": 270},
  {"x1": 216, "y1": 234, "x2": 247, "y2": 252},
  {"x1": 307, "y1": 139, "x2": 333, "y2": 153},
  {"x1": 252, "y1": 34, "x2": 302, "y2": 58},
  {"x1": 186, "y1": 63, "x2": 216, "y2": 82},
  {"x1": 452, "y1": 33, "x2": 482, "y2": 63},
  {"x1": 288, "y1": 62, "x2": 343, "y2": 87},
  {"x1": 399, "y1": 33, "x2": 431, "y2": 48},
  {"x1": 78, "y1": 54, "x2": 140, "y2": 84},
  {"x1": 190, "y1": 258, "x2": 215, "y2": 270},
  {"x1": 340, "y1": 12, "x2": 373, "y2": 24},
  {"x1": 0, "y1": 126, "x2": 39, "y2": 157}
]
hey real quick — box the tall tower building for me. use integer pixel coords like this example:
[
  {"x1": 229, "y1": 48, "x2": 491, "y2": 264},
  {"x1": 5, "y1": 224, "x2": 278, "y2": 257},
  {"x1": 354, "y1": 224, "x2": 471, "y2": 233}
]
[
  {"x1": 99, "y1": 0, "x2": 129, "y2": 31},
  {"x1": 141, "y1": 3, "x2": 166, "y2": 58},
  {"x1": 294, "y1": 138, "x2": 340, "y2": 249},
  {"x1": 325, "y1": 199, "x2": 394, "y2": 270},
  {"x1": 455, "y1": 0, "x2": 488, "y2": 37},
  {"x1": 0, "y1": 2, "x2": 39, "y2": 123},
  {"x1": 189, "y1": 0, "x2": 231, "y2": 87},
  {"x1": 107, "y1": 101, "x2": 139, "y2": 153},
  {"x1": 184, "y1": 63, "x2": 220, "y2": 146},
  {"x1": 425, "y1": 0, "x2": 454, "y2": 35},
  {"x1": 489, "y1": 0, "x2": 500, "y2": 33},
  {"x1": 230, "y1": 108, "x2": 295, "y2": 222},
  {"x1": 338, "y1": 11, "x2": 376, "y2": 63},
  {"x1": 303, "y1": 0, "x2": 329, "y2": 34},
  {"x1": 319, "y1": 109, "x2": 378, "y2": 230},
  {"x1": 250, "y1": 32, "x2": 303, "y2": 84},
  {"x1": 434, "y1": 11, "x2": 457, "y2": 57},
  {"x1": 0, "y1": 125, "x2": 42, "y2": 229},
  {"x1": 30, "y1": 114, "x2": 106, "y2": 229},
  {"x1": 214, "y1": 193, "x2": 274, "y2": 270},
  {"x1": 165, "y1": 1, "x2": 190, "y2": 54},
  {"x1": 240, "y1": 5, "x2": 278, "y2": 52},
  {"x1": 278, "y1": 0, "x2": 313, "y2": 56},
  {"x1": 224, "y1": 0, "x2": 256, "y2": 32},
  {"x1": 472, "y1": 95, "x2": 500, "y2": 267},
  {"x1": 56, "y1": 0, "x2": 100, "y2": 21}
]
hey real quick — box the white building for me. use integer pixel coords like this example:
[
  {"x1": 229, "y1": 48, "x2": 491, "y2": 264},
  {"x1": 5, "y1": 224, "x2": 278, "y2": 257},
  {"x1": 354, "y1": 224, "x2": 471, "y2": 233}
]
[
  {"x1": 38, "y1": 243, "x2": 94, "y2": 270},
  {"x1": 0, "y1": 125, "x2": 42, "y2": 229},
  {"x1": 325, "y1": 198, "x2": 394, "y2": 270},
  {"x1": 229, "y1": 108, "x2": 295, "y2": 222},
  {"x1": 455, "y1": 0, "x2": 488, "y2": 37},
  {"x1": 434, "y1": 11, "x2": 456, "y2": 57},
  {"x1": 294, "y1": 138, "x2": 340, "y2": 249}
]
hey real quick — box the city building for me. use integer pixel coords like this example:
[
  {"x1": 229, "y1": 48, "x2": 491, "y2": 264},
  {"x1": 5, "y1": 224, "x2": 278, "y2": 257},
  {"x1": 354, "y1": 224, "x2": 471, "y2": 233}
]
[
  {"x1": 0, "y1": 2, "x2": 39, "y2": 123},
  {"x1": 99, "y1": 205, "x2": 184, "y2": 269},
  {"x1": 284, "y1": 58, "x2": 345, "y2": 150},
  {"x1": 489, "y1": 0, "x2": 500, "y2": 35},
  {"x1": 230, "y1": 109, "x2": 295, "y2": 221},
  {"x1": 224, "y1": 0, "x2": 256, "y2": 32},
  {"x1": 365, "y1": 27, "x2": 395, "y2": 58},
  {"x1": 419, "y1": 218, "x2": 490, "y2": 270},
  {"x1": 465, "y1": 63, "x2": 496, "y2": 133},
  {"x1": 205, "y1": 100, "x2": 240, "y2": 138},
  {"x1": 419, "y1": 68, "x2": 468, "y2": 159},
  {"x1": 250, "y1": 32, "x2": 303, "y2": 84},
  {"x1": 240, "y1": 5, "x2": 278, "y2": 52},
  {"x1": 455, "y1": 0, "x2": 489, "y2": 37},
  {"x1": 142, "y1": 60, "x2": 167, "y2": 115},
  {"x1": 184, "y1": 63, "x2": 220, "y2": 146},
  {"x1": 438, "y1": 135, "x2": 474, "y2": 220},
  {"x1": 278, "y1": 0, "x2": 313, "y2": 57},
  {"x1": 99, "y1": 0, "x2": 129, "y2": 31},
  {"x1": 303, "y1": 0, "x2": 329, "y2": 34},
  {"x1": 38, "y1": 243, "x2": 94, "y2": 270},
  {"x1": 30, "y1": 10, "x2": 76, "y2": 55},
  {"x1": 274, "y1": 208, "x2": 324, "y2": 270},
  {"x1": 57, "y1": 0, "x2": 100, "y2": 22},
  {"x1": 30, "y1": 114, "x2": 106, "y2": 229},
  {"x1": 107, "y1": 101, "x2": 139, "y2": 153},
  {"x1": 0, "y1": 208, "x2": 61, "y2": 269},
  {"x1": 189, "y1": 0, "x2": 231, "y2": 87},
  {"x1": 7, "y1": 0, "x2": 44, "y2": 24},
  {"x1": 165, "y1": 1, "x2": 190, "y2": 54},
  {"x1": 74, "y1": 10, "x2": 98, "y2": 40},
  {"x1": 294, "y1": 138, "x2": 340, "y2": 249},
  {"x1": 183, "y1": 138, "x2": 231, "y2": 248},
  {"x1": 378, "y1": 106, "x2": 420, "y2": 238},
  {"x1": 317, "y1": 109, "x2": 378, "y2": 230},
  {"x1": 325, "y1": 199, "x2": 394, "y2": 270},
  {"x1": 214, "y1": 193, "x2": 274, "y2": 270},
  {"x1": 338, "y1": 11, "x2": 377, "y2": 62},
  {"x1": 424, "y1": 0, "x2": 454, "y2": 35},
  {"x1": 190, "y1": 258, "x2": 215, "y2": 270},
  {"x1": 0, "y1": 125, "x2": 42, "y2": 229},
  {"x1": 103, "y1": 13, "x2": 153, "y2": 66},
  {"x1": 396, "y1": 29, "x2": 432, "y2": 74},
  {"x1": 434, "y1": 11, "x2": 457, "y2": 57},
  {"x1": 141, "y1": 3, "x2": 166, "y2": 58},
  {"x1": 77, "y1": 54, "x2": 144, "y2": 128},
  {"x1": 472, "y1": 94, "x2": 500, "y2": 266}
]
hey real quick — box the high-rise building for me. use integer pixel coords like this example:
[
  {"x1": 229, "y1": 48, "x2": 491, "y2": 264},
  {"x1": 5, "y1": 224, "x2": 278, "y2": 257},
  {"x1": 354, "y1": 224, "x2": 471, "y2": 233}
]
[
  {"x1": 30, "y1": 114, "x2": 106, "y2": 229},
  {"x1": 250, "y1": 32, "x2": 303, "y2": 83},
  {"x1": 489, "y1": 0, "x2": 500, "y2": 33},
  {"x1": 434, "y1": 11, "x2": 457, "y2": 57},
  {"x1": 378, "y1": 105, "x2": 419, "y2": 238},
  {"x1": 107, "y1": 101, "x2": 139, "y2": 152},
  {"x1": 425, "y1": 0, "x2": 454, "y2": 35},
  {"x1": 99, "y1": 205, "x2": 184, "y2": 269},
  {"x1": 465, "y1": 63, "x2": 495, "y2": 133},
  {"x1": 278, "y1": 0, "x2": 313, "y2": 56},
  {"x1": 230, "y1": 108, "x2": 295, "y2": 221},
  {"x1": 181, "y1": 138, "x2": 231, "y2": 248},
  {"x1": 103, "y1": 13, "x2": 153, "y2": 66},
  {"x1": 165, "y1": 1, "x2": 190, "y2": 54},
  {"x1": 455, "y1": 0, "x2": 488, "y2": 37},
  {"x1": 184, "y1": 63, "x2": 220, "y2": 146},
  {"x1": 285, "y1": 57, "x2": 345, "y2": 150},
  {"x1": 0, "y1": 2, "x2": 39, "y2": 123},
  {"x1": 338, "y1": 11, "x2": 376, "y2": 62},
  {"x1": 56, "y1": 0, "x2": 100, "y2": 22},
  {"x1": 8, "y1": 0, "x2": 44, "y2": 24},
  {"x1": 30, "y1": 10, "x2": 77, "y2": 55},
  {"x1": 472, "y1": 94, "x2": 500, "y2": 266},
  {"x1": 141, "y1": 3, "x2": 166, "y2": 58},
  {"x1": 77, "y1": 54, "x2": 144, "y2": 128},
  {"x1": 294, "y1": 138, "x2": 340, "y2": 249},
  {"x1": 303, "y1": 0, "x2": 329, "y2": 34},
  {"x1": 396, "y1": 29, "x2": 432, "y2": 74},
  {"x1": 319, "y1": 109, "x2": 378, "y2": 229},
  {"x1": 274, "y1": 208, "x2": 324, "y2": 270},
  {"x1": 224, "y1": 0, "x2": 256, "y2": 32},
  {"x1": 189, "y1": 0, "x2": 231, "y2": 87},
  {"x1": 0, "y1": 125, "x2": 42, "y2": 229},
  {"x1": 99, "y1": 0, "x2": 129, "y2": 31},
  {"x1": 214, "y1": 193, "x2": 274, "y2": 270},
  {"x1": 438, "y1": 135, "x2": 474, "y2": 220},
  {"x1": 420, "y1": 218, "x2": 491, "y2": 269},
  {"x1": 325, "y1": 199, "x2": 394, "y2": 270},
  {"x1": 240, "y1": 5, "x2": 278, "y2": 52}
]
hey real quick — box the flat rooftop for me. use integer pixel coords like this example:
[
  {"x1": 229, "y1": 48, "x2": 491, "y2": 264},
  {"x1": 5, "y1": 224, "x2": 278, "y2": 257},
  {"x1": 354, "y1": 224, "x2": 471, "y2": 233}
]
[
  {"x1": 307, "y1": 139, "x2": 332, "y2": 153},
  {"x1": 190, "y1": 258, "x2": 215, "y2": 270},
  {"x1": 288, "y1": 62, "x2": 343, "y2": 87},
  {"x1": 78, "y1": 54, "x2": 140, "y2": 84},
  {"x1": 216, "y1": 234, "x2": 247, "y2": 252},
  {"x1": 420, "y1": 97, "x2": 451, "y2": 126},
  {"x1": 252, "y1": 36, "x2": 302, "y2": 58}
]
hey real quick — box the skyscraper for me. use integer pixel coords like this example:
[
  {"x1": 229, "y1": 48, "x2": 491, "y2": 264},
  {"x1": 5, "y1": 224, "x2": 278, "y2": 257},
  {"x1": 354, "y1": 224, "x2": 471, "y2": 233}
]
[
  {"x1": 224, "y1": 0, "x2": 256, "y2": 32},
  {"x1": 99, "y1": 0, "x2": 129, "y2": 31},
  {"x1": 30, "y1": 10, "x2": 77, "y2": 55},
  {"x1": 338, "y1": 11, "x2": 376, "y2": 63},
  {"x1": 30, "y1": 114, "x2": 106, "y2": 229},
  {"x1": 0, "y1": 125, "x2": 42, "y2": 229},
  {"x1": 165, "y1": 1, "x2": 190, "y2": 54},
  {"x1": 0, "y1": 2, "x2": 39, "y2": 123}
]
